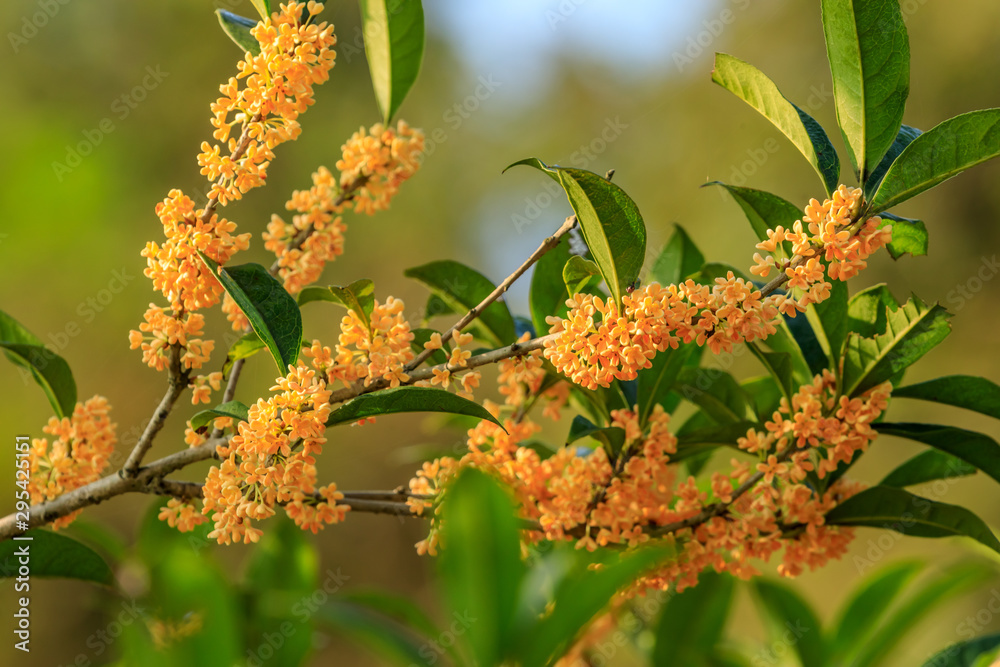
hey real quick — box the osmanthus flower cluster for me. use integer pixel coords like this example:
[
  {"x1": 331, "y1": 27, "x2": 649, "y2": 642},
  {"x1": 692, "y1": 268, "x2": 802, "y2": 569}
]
[
  {"x1": 197, "y1": 364, "x2": 349, "y2": 544},
  {"x1": 543, "y1": 186, "x2": 892, "y2": 390},
  {"x1": 408, "y1": 370, "x2": 892, "y2": 593},
  {"x1": 27, "y1": 396, "x2": 117, "y2": 530}
]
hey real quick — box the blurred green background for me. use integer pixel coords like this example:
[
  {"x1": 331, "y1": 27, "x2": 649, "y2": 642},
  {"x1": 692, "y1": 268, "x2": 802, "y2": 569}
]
[{"x1": 2, "y1": 0, "x2": 1000, "y2": 664}]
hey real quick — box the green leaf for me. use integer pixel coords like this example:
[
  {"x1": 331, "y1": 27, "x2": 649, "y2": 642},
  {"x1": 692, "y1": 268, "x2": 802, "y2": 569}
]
[
  {"x1": 847, "y1": 283, "x2": 900, "y2": 338},
  {"x1": 566, "y1": 415, "x2": 626, "y2": 458},
  {"x1": 747, "y1": 344, "x2": 793, "y2": 401},
  {"x1": 199, "y1": 254, "x2": 302, "y2": 372},
  {"x1": 650, "y1": 224, "x2": 705, "y2": 285},
  {"x1": 880, "y1": 450, "x2": 977, "y2": 488},
  {"x1": 506, "y1": 159, "x2": 646, "y2": 306},
  {"x1": 338, "y1": 590, "x2": 450, "y2": 660},
  {"x1": 865, "y1": 125, "x2": 922, "y2": 199},
  {"x1": 828, "y1": 559, "x2": 924, "y2": 664},
  {"x1": 320, "y1": 599, "x2": 436, "y2": 666},
  {"x1": 516, "y1": 546, "x2": 671, "y2": 667},
  {"x1": 850, "y1": 565, "x2": 995, "y2": 667},
  {"x1": 894, "y1": 375, "x2": 1000, "y2": 421},
  {"x1": 249, "y1": 0, "x2": 271, "y2": 21},
  {"x1": 842, "y1": 295, "x2": 951, "y2": 397},
  {"x1": 811, "y1": 278, "x2": 849, "y2": 364},
  {"x1": 359, "y1": 0, "x2": 425, "y2": 123},
  {"x1": 405, "y1": 260, "x2": 515, "y2": 347},
  {"x1": 299, "y1": 279, "x2": 376, "y2": 331},
  {"x1": 694, "y1": 262, "x2": 751, "y2": 285},
  {"x1": 189, "y1": 400, "x2": 250, "y2": 431},
  {"x1": 216, "y1": 10, "x2": 261, "y2": 55},
  {"x1": 409, "y1": 328, "x2": 450, "y2": 366},
  {"x1": 637, "y1": 342, "x2": 696, "y2": 425},
  {"x1": 921, "y1": 634, "x2": 1000, "y2": 667},
  {"x1": 880, "y1": 213, "x2": 929, "y2": 259},
  {"x1": 562, "y1": 255, "x2": 602, "y2": 295},
  {"x1": 440, "y1": 469, "x2": 526, "y2": 667},
  {"x1": 222, "y1": 330, "x2": 266, "y2": 377},
  {"x1": 783, "y1": 304, "x2": 829, "y2": 376},
  {"x1": 870, "y1": 109, "x2": 1000, "y2": 213},
  {"x1": 821, "y1": 0, "x2": 910, "y2": 180},
  {"x1": 652, "y1": 572, "x2": 735, "y2": 666},
  {"x1": 244, "y1": 517, "x2": 318, "y2": 667},
  {"x1": 874, "y1": 422, "x2": 1000, "y2": 487},
  {"x1": 0, "y1": 310, "x2": 77, "y2": 418},
  {"x1": 750, "y1": 578, "x2": 827, "y2": 667},
  {"x1": 0, "y1": 530, "x2": 113, "y2": 586},
  {"x1": 675, "y1": 368, "x2": 754, "y2": 424},
  {"x1": 530, "y1": 235, "x2": 574, "y2": 335},
  {"x1": 674, "y1": 421, "x2": 756, "y2": 450},
  {"x1": 825, "y1": 486, "x2": 1000, "y2": 553},
  {"x1": 711, "y1": 53, "x2": 840, "y2": 194},
  {"x1": 327, "y1": 386, "x2": 505, "y2": 431},
  {"x1": 706, "y1": 183, "x2": 800, "y2": 259}
]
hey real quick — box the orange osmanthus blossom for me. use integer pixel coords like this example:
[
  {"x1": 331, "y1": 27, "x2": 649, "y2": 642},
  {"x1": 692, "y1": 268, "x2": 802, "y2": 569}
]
[
  {"x1": 543, "y1": 185, "x2": 891, "y2": 390},
  {"x1": 336, "y1": 120, "x2": 425, "y2": 216},
  {"x1": 27, "y1": 396, "x2": 117, "y2": 530}
]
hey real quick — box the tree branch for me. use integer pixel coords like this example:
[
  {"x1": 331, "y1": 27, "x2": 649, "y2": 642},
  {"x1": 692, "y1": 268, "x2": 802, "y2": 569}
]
[{"x1": 121, "y1": 345, "x2": 190, "y2": 477}]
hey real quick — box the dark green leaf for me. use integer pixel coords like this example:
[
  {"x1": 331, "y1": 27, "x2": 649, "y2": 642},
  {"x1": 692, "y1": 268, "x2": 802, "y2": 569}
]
[
  {"x1": 199, "y1": 254, "x2": 302, "y2": 372},
  {"x1": 327, "y1": 386, "x2": 505, "y2": 431},
  {"x1": 880, "y1": 450, "x2": 977, "y2": 488},
  {"x1": 0, "y1": 530, "x2": 113, "y2": 586},
  {"x1": 895, "y1": 375, "x2": 1000, "y2": 421},
  {"x1": 216, "y1": 10, "x2": 261, "y2": 55},
  {"x1": 828, "y1": 560, "x2": 924, "y2": 664},
  {"x1": 921, "y1": 634, "x2": 1000, "y2": 667},
  {"x1": 359, "y1": 0, "x2": 425, "y2": 123},
  {"x1": 650, "y1": 224, "x2": 705, "y2": 285},
  {"x1": 747, "y1": 344, "x2": 793, "y2": 401},
  {"x1": 506, "y1": 159, "x2": 646, "y2": 306},
  {"x1": 810, "y1": 279, "x2": 849, "y2": 364},
  {"x1": 405, "y1": 260, "x2": 515, "y2": 347},
  {"x1": 706, "y1": 183, "x2": 799, "y2": 259},
  {"x1": 742, "y1": 376, "x2": 784, "y2": 423},
  {"x1": 847, "y1": 283, "x2": 900, "y2": 338},
  {"x1": 440, "y1": 469, "x2": 526, "y2": 667},
  {"x1": 874, "y1": 423, "x2": 1000, "y2": 486},
  {"x1": 674, "y1": 421, "x2": 756, "y2": 449},
  {"x1": 712, "y1": 54, "x2": 840, "y2": 193},
  {"x1": 694, "y1": 262, "x2": 751, "y2": 285},
  {"x1": 652, "y1": 572, "x2": 735, "y2": 666},
  {"x1": 870, "y1": 109, "x2": 1000, "y2": 213},
  {"x1": 880, "y1": 213, "x2": 929, "y2": 259},
  {"x1": 821, "y1": 0, "x2": 910, "y2": 179},
  {"x1": 637, "y1": 343, "x2": 696, "y2": 425},
  {"x1": 566, "y1": 415, "x2": 626, "y2": 458},
  {"x1": 842, "y1": 296, "x2": 951, "y2": 397},
  {"x1": 0, "y1": 309, "x2": 77, "y2": 418},
  {"x1": 865, "y1": 125, "x2": 922, "y2": 198},
  {"x1": 783, "y1": 305, "x2": 828, "y2": 376},
  {"x1": 299, "y1": 279, "x2": 376, "y2": 330},
  {"x1": 530, "y1": 236, "x2": 574, "y2": 335},
  {"x1": 321, "y1": 600, "x2": 434, "y2": 666},
  {"x1": 675, "y1": 368, "x2": 754, "y2": 423},
  {"x1": 189, "y1": 400, "x2": 250, "y2": 431},
  {"x1": 750, "y1": 578, "x2": 827, "y2": 667},
  {"x1": 825, "y1": 486, "x2": 1000, "y2": 553},
  {"x1": 562, "y1": 255, "x2": 602, "y2": 294}
]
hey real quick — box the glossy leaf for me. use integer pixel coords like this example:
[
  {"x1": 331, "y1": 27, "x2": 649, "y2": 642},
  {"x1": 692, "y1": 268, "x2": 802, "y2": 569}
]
[
  {"x1": 712, "y1": 53, "x2": 840, "y2": 194},
  {"x1": 249, "y1": 0, "x2": 270, "y2": 21},
  {"x1": 880, "y1": 213, "x2": 929, "y2": 259},
  {"x1": 894, "y1": 374, "x2": 1000, "y2": 421},
  {"x1": 562, "y1": 255, "x2": 602, "y2": 295},
  {"x1": 747, "y1": 344, "x2": 793, "y2": 401},
  {"x1": 652, "y1": 572, "x2": 735, "y2": 666},
  {"x1": 440, "y1": 469, "x2": 526, "y2": 667},
  {"x1": 825, "y1": 486, "x2": 1000, "y2": 553},
  {"x1": 189, "y1": 400, "x2": 250, "y2": 432},
  {"x1": 783, "y1": 305, "x2": 828, "y2": 376},
  {"x1": 506, "y1": 159, "x2": 646, "y2": 306},
  {"x1": 0, "y1": 530, "x2": 113, "y2": 586},
  {"x1": 865, "y1": 124, "x2": 922, "y2": 198},
  {"x1": 675, "y1": 368, "x2": 754, "y2": 424},
  {"x1": 0, "y1": 309, "x2": 77, "y2": 418},
  {"x1": 216, "y1": 10, "x2": 261, "y2": 55},
  {"x1": 567, "y1": 415, "x2": 626, "y2": 458},
  {"x1": 637, "y1": 342, "x2": 696, "y2": 425},
  {"x1": 199, "y1": 254, "x2": 302, "y2": 371},
  {"x1": 530, "y1": 235, "x2": 575, "y2": 335},
  {"x1": 921, "y1": 634, "x2": 1000, "y2": 667},
  {"x1": 811, "y1": 278, "x2": 849, "y2": 363},
  {"x1": 870, "y1": 109, "x2": 1000, "y2": 213},
  {"x1": 874, "y1": 422, "x2": 1000, "y2": 486},
  {"x1": 750, "y1": 578, "x2": 827, "y2": 667},
  {"x1": 880, "y1": 450, "x2": 976, "y2": 488},
  {"x1": 359, "y1": 0, "x2": 425, "y2": 123},
  {"x1": 707, "y1": 183, "x2": 799, "y2": 258},
  {"x1": 222, "y1": 330, "x2": 266, "y2": 377},
  {"x1": 821, "y1": 0, "x2": 910, "y2": 179},
  {"x1": 405, "y1": 260, "x2": 515, "y2": 347},
  {"x1": 299, "y1": 279, "x2": 376, "y2": 330},
  {"x1": 828, "y1": 559, "x2": 923, "y2": 664},
  {"x1": 650, "y1": 224, "x2": 705, "y2": 285},
  {"x1": 321, "y1": 600, "x2": 435, "y2": 666},
  {"x1": 841, "y1": 296, "x2": 951, "y2": 397},
  {"x1": 846, "y1": 283, "x2": 900, "y2": 338},
  {"x1": 327, "y1": 386, "x2": 505, "y2": 431}
]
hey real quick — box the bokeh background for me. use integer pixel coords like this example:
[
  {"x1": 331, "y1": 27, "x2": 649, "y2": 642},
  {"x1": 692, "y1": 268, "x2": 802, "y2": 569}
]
[{"x1": 3, "y1": 0, "x2": 1000, "y2": 665}]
